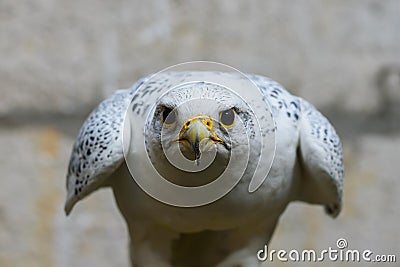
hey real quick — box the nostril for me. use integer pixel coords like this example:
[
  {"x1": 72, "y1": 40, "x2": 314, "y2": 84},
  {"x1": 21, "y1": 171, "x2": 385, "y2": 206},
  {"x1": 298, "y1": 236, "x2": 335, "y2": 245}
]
[{"x1": 185, "y1": 121, "x2": 190, "y2": 127}]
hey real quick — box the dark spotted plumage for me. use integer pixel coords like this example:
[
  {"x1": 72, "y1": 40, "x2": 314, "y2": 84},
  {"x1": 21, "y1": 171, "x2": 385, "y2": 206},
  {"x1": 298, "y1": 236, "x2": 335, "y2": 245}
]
[
  {"x1": 65, "y1": 71, "x2": 343, "y2": 218},
  {"x1": 298, "y1": 100, "x2": 344, "y2": 216},
  {"x1": 65, "y1": 82, "x2": 141, "y2": 214}
]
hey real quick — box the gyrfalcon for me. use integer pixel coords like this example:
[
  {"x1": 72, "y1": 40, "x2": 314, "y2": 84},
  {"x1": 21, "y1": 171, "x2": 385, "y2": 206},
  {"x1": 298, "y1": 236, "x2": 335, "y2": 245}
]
[{"x1": 65, "y1": 71, "x2": 343, "y2": 267}]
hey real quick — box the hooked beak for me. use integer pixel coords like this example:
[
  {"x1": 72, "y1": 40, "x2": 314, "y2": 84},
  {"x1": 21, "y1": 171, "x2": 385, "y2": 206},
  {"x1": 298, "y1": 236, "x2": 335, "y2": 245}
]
[{"x1": 175, "y1": 116, "x2": 223, "y2": 160}]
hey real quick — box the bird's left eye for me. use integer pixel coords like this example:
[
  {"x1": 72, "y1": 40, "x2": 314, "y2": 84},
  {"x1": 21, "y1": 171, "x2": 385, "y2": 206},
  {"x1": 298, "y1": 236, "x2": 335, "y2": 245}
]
[
  {"x1": 219, "y1": 108, "x2": 235, "y2": 128},
  {"x1": 161, "y1": 106, "x2": 177, "y2": 125}
]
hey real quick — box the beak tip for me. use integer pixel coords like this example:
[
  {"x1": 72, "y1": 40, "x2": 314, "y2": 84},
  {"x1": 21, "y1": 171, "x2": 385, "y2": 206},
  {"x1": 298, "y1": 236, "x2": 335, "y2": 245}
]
[{"x1": 178, "y1": 117, "x2": 224, "y2": 161}]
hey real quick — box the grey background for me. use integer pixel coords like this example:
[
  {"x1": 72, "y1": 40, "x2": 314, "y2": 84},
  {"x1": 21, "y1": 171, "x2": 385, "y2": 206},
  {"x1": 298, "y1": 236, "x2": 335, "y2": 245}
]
[{"x1": 0, "y1": 1, "x2": 399, "y2": 266}]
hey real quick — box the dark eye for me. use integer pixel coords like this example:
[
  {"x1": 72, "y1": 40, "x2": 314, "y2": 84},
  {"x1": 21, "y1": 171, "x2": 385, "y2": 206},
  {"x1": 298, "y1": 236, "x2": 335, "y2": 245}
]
[
  {"x1": 220, "y1": 108, "x2": 235, "y2": 128},
  {"x1": 161, "y1": 106, "x2": 177, "y2": 125}
]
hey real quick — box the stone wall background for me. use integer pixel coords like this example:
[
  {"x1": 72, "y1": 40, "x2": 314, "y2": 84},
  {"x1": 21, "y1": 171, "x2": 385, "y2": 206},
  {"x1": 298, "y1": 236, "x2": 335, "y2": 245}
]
[{"x1": 0, "y1": 1, "x2": 399, "y2": 266}]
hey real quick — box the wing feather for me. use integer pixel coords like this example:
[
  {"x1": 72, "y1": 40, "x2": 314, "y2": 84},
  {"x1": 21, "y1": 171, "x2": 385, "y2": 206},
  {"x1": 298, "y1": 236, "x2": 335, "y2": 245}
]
[
  {"x1": 297, "y1": 100, "x2": 344, "y2": 217},
  {"x1": 64, "y1": 87, "x2": 138, "y2": 215}
]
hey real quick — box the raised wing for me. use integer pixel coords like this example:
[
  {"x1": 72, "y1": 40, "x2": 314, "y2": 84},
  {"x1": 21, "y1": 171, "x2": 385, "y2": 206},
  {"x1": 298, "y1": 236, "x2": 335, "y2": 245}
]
[
  {"x1": 64, "y1": 86, "x2": 138, "y2": 215},
  {"x1": 297, "y1": 100, "x2": 344, "y2": 217}
]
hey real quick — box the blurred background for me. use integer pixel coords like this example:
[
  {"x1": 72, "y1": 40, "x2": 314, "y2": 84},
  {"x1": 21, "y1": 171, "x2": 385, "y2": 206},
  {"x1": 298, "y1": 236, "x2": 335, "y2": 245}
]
[{"x1": 0, "y1": 1, "x2": 399, "y2": 266}]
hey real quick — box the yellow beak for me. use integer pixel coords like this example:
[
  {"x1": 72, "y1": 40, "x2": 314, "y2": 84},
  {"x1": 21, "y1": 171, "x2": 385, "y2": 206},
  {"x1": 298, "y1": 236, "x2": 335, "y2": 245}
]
[{"x1": 176, "y1": 116, "x2": 223, "y2": 160}]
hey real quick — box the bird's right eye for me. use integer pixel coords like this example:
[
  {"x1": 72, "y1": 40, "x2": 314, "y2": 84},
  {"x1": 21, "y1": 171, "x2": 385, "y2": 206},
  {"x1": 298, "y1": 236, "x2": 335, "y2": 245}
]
[{"x1": 161, "y1": 106, "x2": 177, "y2": 126}]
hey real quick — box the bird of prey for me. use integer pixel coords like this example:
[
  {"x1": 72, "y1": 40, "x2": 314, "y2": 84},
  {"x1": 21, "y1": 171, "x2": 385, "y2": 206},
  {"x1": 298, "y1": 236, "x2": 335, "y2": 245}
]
[{"x1": 65, "y1": 71, "x2": 343, "y2": 267}]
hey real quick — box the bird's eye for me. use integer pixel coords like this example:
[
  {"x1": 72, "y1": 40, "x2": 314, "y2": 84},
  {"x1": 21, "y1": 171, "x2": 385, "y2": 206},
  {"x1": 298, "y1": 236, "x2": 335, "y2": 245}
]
[
  {"x1": 219, "y1": 108, "x2": 235, "y2": 128},
  {"x1": 161, "y1": 106, "x2": 177, "y2": 125}
]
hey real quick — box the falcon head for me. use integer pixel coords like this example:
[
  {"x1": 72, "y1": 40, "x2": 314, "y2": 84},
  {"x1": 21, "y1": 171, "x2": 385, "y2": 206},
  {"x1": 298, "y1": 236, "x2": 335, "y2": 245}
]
[{"x1": 144, "y1": 82, "x2": 257, "y2": 184}]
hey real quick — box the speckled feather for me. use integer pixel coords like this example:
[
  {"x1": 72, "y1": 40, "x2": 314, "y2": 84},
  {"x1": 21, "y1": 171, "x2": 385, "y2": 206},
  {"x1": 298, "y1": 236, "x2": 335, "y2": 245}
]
[
  {"x1": 249, "y1": 74, "x2": 343, "y2": 216},
  {"x1": 65, "y1": 72, "x2": 343, "y2": 217},
  {"x1": 64, "y1": 82, "x2": 141, "y2": 214},
  {"x1": 298, "y1": 100, "x2": 344, "y2": 217}
]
